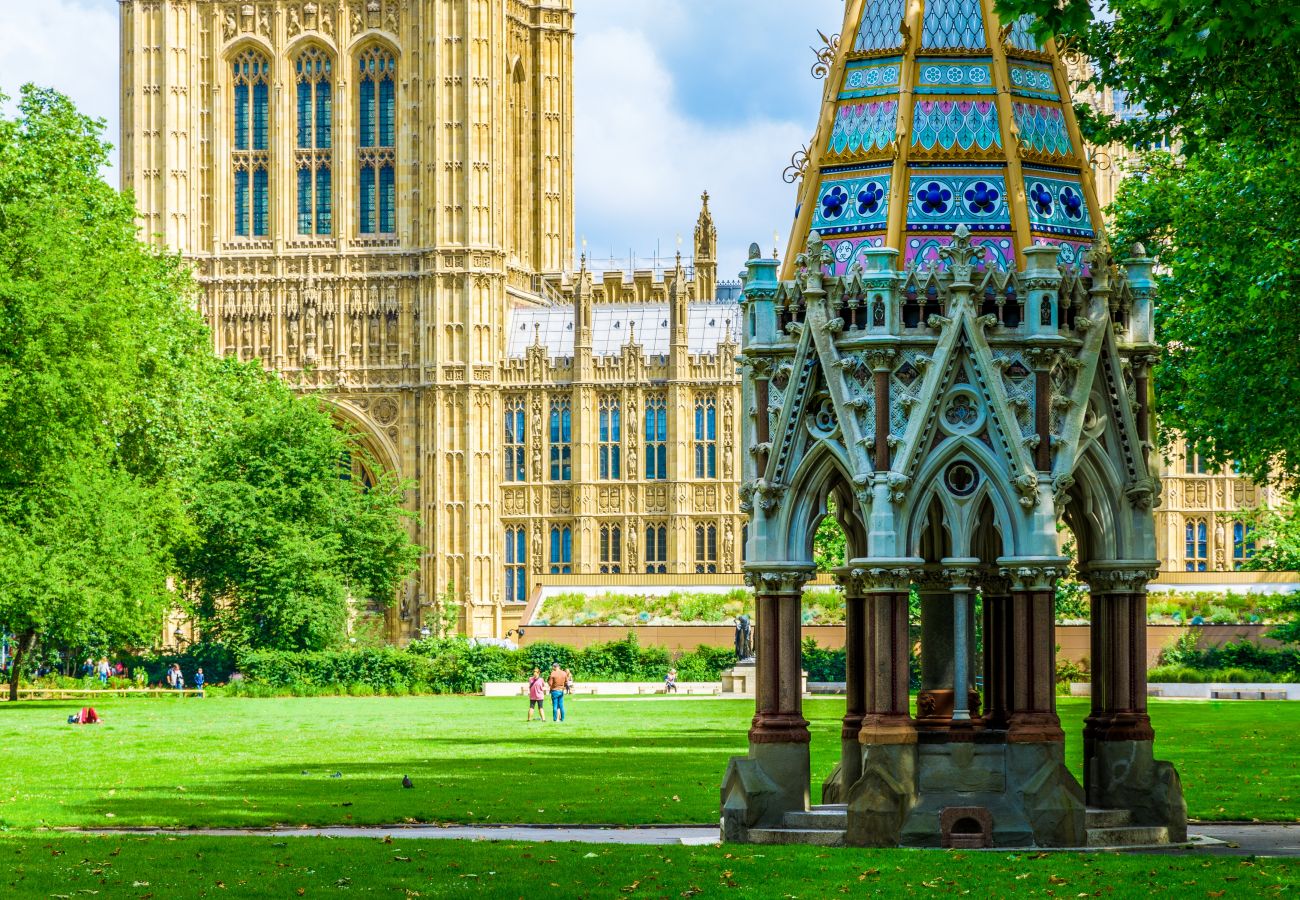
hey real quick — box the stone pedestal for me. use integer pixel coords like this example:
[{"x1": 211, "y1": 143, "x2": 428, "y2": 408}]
[{"x1": 721, "y1": 663, "x2": 757, "y2": 696}]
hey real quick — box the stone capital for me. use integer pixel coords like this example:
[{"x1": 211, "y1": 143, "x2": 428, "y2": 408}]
[
  {"x1": 1084, "y1": 561, "x2": 1159, "y2": 594},
  {"x1": 837, "y1": 558, "x2": 923, "y2": 594},
  {"x1": 996, "y1": 557, "x2": 1070, "y2": 592},
  {"x1": 940, "y1": 557, "x2": 982, "y2": 591},
  {"x1": 744, "y1": 564, "x2": 816, "y2": 595}
]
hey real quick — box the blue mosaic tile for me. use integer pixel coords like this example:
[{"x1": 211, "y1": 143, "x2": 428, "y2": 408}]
[
  {"x1": 912, "y1": 100, "x2": 1001, "y2": 152},
  {"x1": 921, "y1": 0, "x2": 988, "y2": 50},
  {"x1": 1006, "y1": 13, "x2": 1043, "y2": 52},
  {"x1": 812, "y1": 172, "x2": 893, "y2": 235},
  {"x1": 1008, "y1": 63, "x2": 1059, "y2": 100},
  {"x1": 906, "y1": 174, "x2": 1011, "y2": 230},
  {"x1": 1024, "y1": 174, "x2": 1094, "y2": 237},
  {"x1": 1012, "y1": 102, "x2": 1073, "y2": 156},
  {"x1": 841, "y1": 59, "x2": 902, "y2": 100},
  {"x1": 830, "y1": 101, "x2": 900, "y2": 156},
  {"x1": 915, "y1": 59, "x2": 996, "y2": 95},
  {"x1": 855, "y1": 0, "x2": 906, "y2": 52}
]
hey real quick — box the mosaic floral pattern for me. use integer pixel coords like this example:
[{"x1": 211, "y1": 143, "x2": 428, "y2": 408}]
[
  {"x1": 921, "y1": 0, "x2": 988, "y2": 50},
  {"x1": 912, "y1": 101, "x2": 1001, "y2": 152},
  {"x1": 841, "y1": 60, "x2": 902, "y2": 100},
  {"x1": 916, "y1": 60, "x2": 995, "y2": 94},
  {"x1": 1008, "y1": 63, "x2": 1058, "y2": 100},
  {"x1": 1006, "y1": 13, "x2": 1043, "y2": 52},
  {"x1": 906, "y1": 235, "x2": 1016, "y2": 271},
  {"x1": 1023, "y1": 175, "x2": 1094, "y2": 236},
  {"x1": 907, "y1": 174, "x2": 1011, "y2": 229},
  {"x1": 813, "y1": 173, "x2": 893, "y2": 233},
  {"x1": 1012, "y1": 103, "x2": 1073, "y2": 156},
  {"x1": 830, "y1": 101, "x2": 899, "y2": 156},
  {"x1": 855, "y1": 0, "x2": 906, "y2": 52}
]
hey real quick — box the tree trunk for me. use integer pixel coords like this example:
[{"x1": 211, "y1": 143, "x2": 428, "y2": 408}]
[{"x1": 8, "y1": 631, "x2": 36, "y2": 703}]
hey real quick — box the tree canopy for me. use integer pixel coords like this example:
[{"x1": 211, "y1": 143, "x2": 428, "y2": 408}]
[
  {"x1": 0, "y1": 86, "x2": 419, "y2": 689},
  {"x1": 996, "y1": 0, "x2": 1300, "y2": 488}
]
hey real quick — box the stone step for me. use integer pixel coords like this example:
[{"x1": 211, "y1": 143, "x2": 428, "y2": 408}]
[
  {"x1": 1086, "y1": 825, "x2": 1170, "y2": 848},
  {"x1": 785, "y1": 808, "x2": 849, "y2": 830},
  {"x1": 747, "y1": 827, "x2": 845, "y2": 847},
  {"x1": 1085, "y1": 807, "x2": 1132, "y2": 829}
]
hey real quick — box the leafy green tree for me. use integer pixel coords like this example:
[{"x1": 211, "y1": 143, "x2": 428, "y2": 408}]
[
  {"x1": 813, "y1": 501, "x2": 848, "y2": 572},
  {"x1": 0, "y1": 86, "x2": 201, "y2": 697},
  {"x1": 995, "y1": 0, "x2": 1300, "y2": 486},
  {"x1": 178, "y1": 369, "x2": 420, "y2": 652}
]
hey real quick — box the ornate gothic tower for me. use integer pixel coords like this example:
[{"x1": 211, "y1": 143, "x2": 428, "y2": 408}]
[
  {"x1": 724, "y1": 0, "x2": 1184, "y2": 849},
  {"x1": 120, "y1": 0, "x2": 576, "y2": 638}
]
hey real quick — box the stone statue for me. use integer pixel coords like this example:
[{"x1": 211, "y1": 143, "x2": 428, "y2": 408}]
[{"x1": 734, "y1": 614, "x2": 753, "y2": 663}]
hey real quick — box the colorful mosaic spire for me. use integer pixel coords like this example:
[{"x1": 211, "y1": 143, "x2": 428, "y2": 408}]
[{"x1": 787, "y1": 0, "x2": 1101, "y2": 276}]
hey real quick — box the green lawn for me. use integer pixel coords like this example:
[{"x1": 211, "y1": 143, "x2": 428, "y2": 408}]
[
  {"x1": 3, "y1": 835, "x2": 1298, "y2": 899},
  {"x1": 0, "y1": 696, "x2": 1296, "y2": 830}
]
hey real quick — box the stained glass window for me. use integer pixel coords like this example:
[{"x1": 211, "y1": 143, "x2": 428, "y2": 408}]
[
  {"x1": 1233, "y1": 521, "x2": 1256, "y2": 568},
  {"x1": 1184, "y1": 518, "x2": 1208, "y2": 572},
  {"x1": 599, "y1": 525, "x2": 622, "y2": 574},
  {"x1": 644, "y1": 395, "x2": 668, "y2": 480},
  {"x1": 695, "y1": 524, "x2": 718, "y2": 574},
  {"x1": 694, "y1": 395, "x2": 717, "y2": 478},
  {"x1": 599, "y1": 396, "x2": 621, "y2": 480},
  {"x1": 549, "y1": 398, "x2": 572, "y2": 481},
  {"x1": 505, "y1": 526, "x2": 527, "y2": 602},
  {"x1": 504, "y1": 397, "x2": 526, "y2": 482},
  {"x1": 232, "y1": 49, "x2": 272, "y2": 237},
  {"x1": 549, "y1": 524, "x2": 572, "y2": 574},
  {"x1": 357, "y1": 46, "x2": 397, "y2": 235},
  {"x1": 295, "y1": 47, "x2": 333, "y2": 235},
  {"x1": 644, "y1": 523, "x2": 668, "y2": 574}
]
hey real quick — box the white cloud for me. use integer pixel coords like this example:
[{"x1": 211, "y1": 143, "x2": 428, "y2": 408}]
[
  {"x1": 574, "y1": 23, "x2": 809, "y2": 281},
  {"x1": 0, "y1": 0, "x2": 120, "y2": 174}
]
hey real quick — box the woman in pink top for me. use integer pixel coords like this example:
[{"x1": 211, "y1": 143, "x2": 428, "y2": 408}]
[{"x1": 526, "y1": 667, "x2": 547, "y2": 722}]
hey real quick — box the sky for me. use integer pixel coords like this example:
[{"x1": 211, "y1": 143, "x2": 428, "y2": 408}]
[{"x1": 0, "y1": 0, "x2": 844, "y2": 277}]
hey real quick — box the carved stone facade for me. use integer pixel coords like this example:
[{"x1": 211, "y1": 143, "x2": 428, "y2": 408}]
[{"x1": 120, "y1": 0, "x2": 744, "y2": 640}]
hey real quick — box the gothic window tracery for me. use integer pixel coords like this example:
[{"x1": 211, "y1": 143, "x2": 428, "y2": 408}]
[
  {"x1": 295, "y1": 46, "x2": 333, "y2": 235},
  {"x1": 694, "y1": 396, "x2": 717, "y2": 478},
  {"x1": 644, "y1": 522, "x2": 668, "y2": 574},
  {"x1": 695, "y1": 523, "x2": 718, "y2": 573},
  {"x1": 549, "y1": 524, "x2": 573, "y2": 574},
  {"x1": 505, "y1": 525, "x2": 527, "y2": 602},
  {"x1": 231, "y1": 48, "x2": 272, "y2": 237},
  {"x1": 1184, "y1": 517, "x2": 1208, "y2": 571},
  {"x1": 357, "y1": 45, "x2": 397, "y2": 235},
  {"x1": 1233, "y1": 521, "x2": 1256, "y2": 568},
  {"x1": 549, "y1": 398, "x2": 572, "y2": 481},
  {"x1": 504, "y1": 397, "x2": 526, "y2": 482},
  {"x1": 599, "y1": 395, "x2": 621, "y2": 480},
  {"x1": 645, "y1": 395, "x2": 668, "y2": 480},
  {"x1": 599, "y1": 524, "x2": 622, "y2": 573}
]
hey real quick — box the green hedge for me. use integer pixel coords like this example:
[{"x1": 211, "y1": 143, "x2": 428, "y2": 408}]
[{"x1": 1147, "y1": 664, "x2": 1300, "y2": 684}]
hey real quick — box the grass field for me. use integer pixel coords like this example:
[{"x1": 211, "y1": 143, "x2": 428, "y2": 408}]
[
  {"x1": 3, "y1": 835, "x2": 1298, "y2": 899},
  {"x1": 1, "y1": 695, "x2": 1297, "y2": 830}
]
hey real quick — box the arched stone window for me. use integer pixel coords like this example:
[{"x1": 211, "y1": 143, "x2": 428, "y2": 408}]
[
  {"x1": 505, "y1": 525, "x2": 527, "y2": 602},
  {"x1": 1233, "y1": 521, "x2": 1256, "y2": 569},
  {"x1": 549, "y1": 398, "x2": 572, "y2": 481},
  {"x1": 231, "y1": 48, "x2": 272, "y2": 237},
  {"x1": 695, "y1": 523, "x2": 718, "y2": 573},
  {"x1": 599, "y1": 525, "x2": 622, "y2": 574},
  {"x1": 1184, "y1": 517, "x2": 1208, "y2": 571},
  {"x1": 504, "y1": 396, "x2": 526, "y2": 482},
  {"x1": 295, "y1": 46, "x2": 334, "y2": 235},
  {"x1": 694, "y1": 395, "x2": 717, "y2": 478},
  {"x1": 549, "y1": 524, "x2": 573, "y2": 574},
  {"x1": 357, "y1": 45, "x2": 397, "y2": 235},
  {"x1": 644, "y1": 395, "x2": 668, "y2": 480},
  {"x1": 599, "y1": 395, "x2": 621, "y2": 480},
  {"x1": 644, "y1": 522, "x2": 668, "y2": 574}
]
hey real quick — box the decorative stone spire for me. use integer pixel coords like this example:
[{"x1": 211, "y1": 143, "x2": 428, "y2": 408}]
[
  {"x1": 693, "y1": 190, "x2": 718, "y2": 301},
  {"x1": 783, "y1": 0, "x2": 1104, "y2": 277}
]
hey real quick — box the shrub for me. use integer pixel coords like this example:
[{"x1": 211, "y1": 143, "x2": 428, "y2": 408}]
[{"x1": 801, "y1": 638, "x2": 846, "y2": 682}]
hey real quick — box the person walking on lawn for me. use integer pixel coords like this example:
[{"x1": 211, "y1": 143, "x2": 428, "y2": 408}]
[
  {"x1": 194, "y1": 668, "x2": 205, "y2": 698},
  {"x1": 547, "y1": 663, "x2": 571, "y2": 722},
  {"x1": 526, "y1": 667, "x2": 546, "y2": 722}
]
